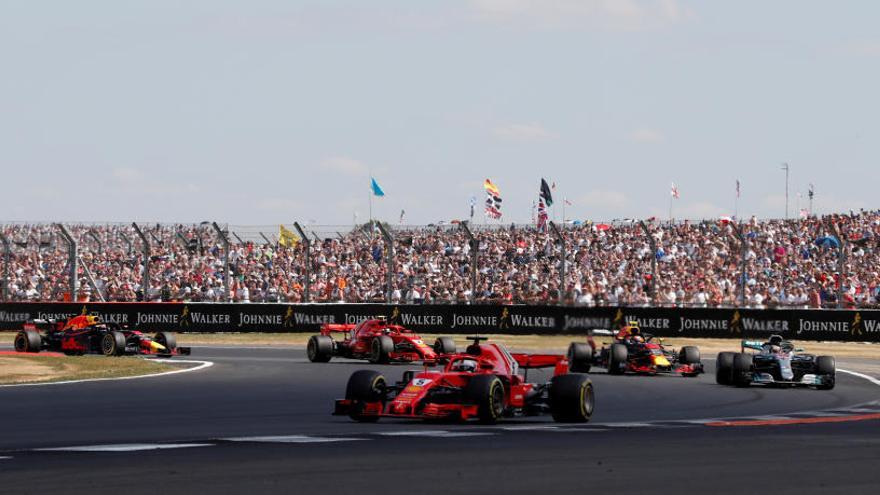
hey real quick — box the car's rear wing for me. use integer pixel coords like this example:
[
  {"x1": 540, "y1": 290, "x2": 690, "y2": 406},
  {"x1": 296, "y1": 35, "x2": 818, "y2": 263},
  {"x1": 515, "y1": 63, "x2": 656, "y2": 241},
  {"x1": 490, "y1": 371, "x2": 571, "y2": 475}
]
[
  {"x1": 320, "y1": 323, "x2": 356, "y2": 334},
  {"x1": 510, "y1": 353, "x2": 566, "y2": 369}
]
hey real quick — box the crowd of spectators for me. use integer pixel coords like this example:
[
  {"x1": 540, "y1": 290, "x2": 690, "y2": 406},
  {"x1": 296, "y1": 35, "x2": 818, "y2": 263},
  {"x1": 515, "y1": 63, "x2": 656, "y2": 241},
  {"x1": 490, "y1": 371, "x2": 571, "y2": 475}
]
[{"x1": 2, "y1": 211, "x2": 879, "y2": 308}]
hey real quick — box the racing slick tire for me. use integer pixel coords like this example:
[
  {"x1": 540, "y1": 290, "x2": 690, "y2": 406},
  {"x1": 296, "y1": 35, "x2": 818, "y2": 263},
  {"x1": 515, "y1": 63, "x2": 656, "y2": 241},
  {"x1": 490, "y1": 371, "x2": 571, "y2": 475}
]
[
  {"x1": 732, "y1": 353, "x2": 753, "y2": 387},
  {"x1": 433, "y1": 337, "x2": 456, "y2": 355},
  {"x1": 607, "y1": 344, "x2": 628, "y2": 375},
  {"x1": 567, "y1": 343, "x2": 593, "y2": 373},
  {"x1": 345, "y1": 370, "x2": 387, "y2": 422},
  {"x1": 154, "y1": 332, "x2": 177, "y2": 352},
  {"x1": 465, "y1": 375, "x2": 506, "y2": 424},
  {"x1": 101, "y1": 331, "x2": 127, "y2": 357},
  {"x1": 815, "y1": 356, "x2": 836, "y2": 390},
  {"x1": 550, "y1": 374, "x2": 594, "y2": 423},
  {"x1": 14, "y1": 330, "x2": 42, "y2": 353},
  {"x1": 369, "y1": 336, "x2": 394, "y2": 364},
  {"x1": 679, "y1": 346, "x2": 700, "y2": 365},
  {"x1": 716, "y1": 352, "x2": 736, "y2": 385},
  {"x1": 307, "y1": 335, "x2": 334, "y2": 363}
]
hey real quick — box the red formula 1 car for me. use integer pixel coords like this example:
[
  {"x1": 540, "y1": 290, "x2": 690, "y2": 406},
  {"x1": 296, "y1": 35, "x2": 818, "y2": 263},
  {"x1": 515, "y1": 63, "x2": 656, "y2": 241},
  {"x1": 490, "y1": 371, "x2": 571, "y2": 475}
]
[
  {"x1": 307, "y1": 318, "x2": 456, "y2": 364},
  {"x1": 334, "y1": 336, "x2": 594, "y2": 424},
  {"x1": 568, "y1": 323, "x2": 703, "y2": 377},
  {"x1": 14, "y1": 315, "x2": 191, "y2": 357}
]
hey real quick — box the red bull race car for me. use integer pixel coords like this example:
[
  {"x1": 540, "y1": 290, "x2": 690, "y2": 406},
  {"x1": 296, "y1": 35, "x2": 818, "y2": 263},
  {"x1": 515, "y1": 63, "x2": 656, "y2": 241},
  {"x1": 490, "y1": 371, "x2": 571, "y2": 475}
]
[
  {"x1": 334, "y1": 336, "x2": 594, "y2": 424},
  {"x1": 14, "y1": 315, "x2": 190, "y2": 357},
  {"x1": 567, "y1": 323, "x2": 703, "y2": 377},
  {"x1": 307, "y1": 318, "x2": 456, "y2": 364}
]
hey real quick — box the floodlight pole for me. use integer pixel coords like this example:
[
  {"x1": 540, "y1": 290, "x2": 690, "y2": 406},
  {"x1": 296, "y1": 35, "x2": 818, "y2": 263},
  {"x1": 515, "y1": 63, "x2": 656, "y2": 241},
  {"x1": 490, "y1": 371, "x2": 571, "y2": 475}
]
[
  {"x1": 639, "y1": 221, "x2": 658, "y2": 305},
  {"x1": 460, "y1": 221, "x2": 478, "y2": 304},
  {"x1": 376, "y1": 222, "x2": 394, "y2": 303},
  {"x1": 87, "y1": 230, "x2": 103, "y2": 253},
  {"x1": 212, "y1": 222, "x2": 232, "y2": 302},
  {"x1": 549, "y1": 221, "x2": 566, "y2": 302},
  {"x1": 56, "y1": 224, "x2": 78, "y2": 302},
  {"x1": 293, "y1": 222, "x2": 311, "y2": 303},
  {"x1": 132, "y1": 223, "x2": 151, "y2": 301}
]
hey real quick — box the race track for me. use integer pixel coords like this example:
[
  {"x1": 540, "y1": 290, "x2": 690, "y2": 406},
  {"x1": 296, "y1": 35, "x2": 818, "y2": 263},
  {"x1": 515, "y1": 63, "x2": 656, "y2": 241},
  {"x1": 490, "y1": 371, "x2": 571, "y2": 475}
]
[{"x1": 1, "y1": 346, "x2": 879, "y2": 494}]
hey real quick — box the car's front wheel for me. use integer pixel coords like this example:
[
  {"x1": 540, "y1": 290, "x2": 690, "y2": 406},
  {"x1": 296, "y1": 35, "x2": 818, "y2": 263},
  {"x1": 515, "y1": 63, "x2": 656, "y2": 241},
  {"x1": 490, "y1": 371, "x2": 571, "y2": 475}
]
[
  {"x1": 101, "y1": 331, "x2": 126, "y2": 356},
  {"x1": 465, "y1": 375, "x2": 505, "y2": 424},
  {"x1": 345, "y1": 370, "x2": 387, "y2": 422},
  {"x1": 550, "y1": 374, "x2": 594, "y2": 423}
]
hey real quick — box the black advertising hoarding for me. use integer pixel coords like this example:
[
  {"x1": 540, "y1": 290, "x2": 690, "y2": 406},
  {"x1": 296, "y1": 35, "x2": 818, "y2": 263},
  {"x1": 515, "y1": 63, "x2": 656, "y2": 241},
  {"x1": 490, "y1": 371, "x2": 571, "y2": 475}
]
[{"x1": 0, "y1": 302, "x2": 878, "y2": 343}]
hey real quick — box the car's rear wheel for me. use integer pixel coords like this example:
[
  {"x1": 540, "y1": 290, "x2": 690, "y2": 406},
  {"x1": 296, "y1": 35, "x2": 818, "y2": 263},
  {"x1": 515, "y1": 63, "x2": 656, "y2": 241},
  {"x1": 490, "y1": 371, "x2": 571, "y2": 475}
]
[
  {"x1": 307, "y1": 335, "x2": 334, "y2": 362},
  {"x1": 567, "y1": 343, "x2": 592, "y2": 373},
  {"x1": 15, "y1": 330, "x2": 41, "y2": 353},
  {"x1": 101, "y1": 331, "x2": 126, "y2": 357},
  {"x1": 732, "y1": 353, "x2": 753, "y2": 387},
  {"x1": 465, "y1": 375, "x2": 505, "y2": 424},
  {"x1": 345, "y1": 370, "x2": 386, "y2": 422},
  {"x1": 679, "y1": 346, "x2": 700, "y2": 365},
  {"x1": 154, "y1": 332, "x2": 177, "y2": 352},
  {"x1": 550, "y1": 374, "x2": 594, "y2": 423},
  {"x1": 815, "y1": 355, "x2": 836, "y2": 390},
  {"x1": 607, "y1": 344, "x2": 627, "y2": 374},
  {"x1": 433, "y1": 337, "x2": 456, "y2": 355},
  {"x1": 716, "y1": 352, "x2": 736, "y2": 385},
  {"x1": 369, "y1": 336, "x2": 394, "y2": 364}
]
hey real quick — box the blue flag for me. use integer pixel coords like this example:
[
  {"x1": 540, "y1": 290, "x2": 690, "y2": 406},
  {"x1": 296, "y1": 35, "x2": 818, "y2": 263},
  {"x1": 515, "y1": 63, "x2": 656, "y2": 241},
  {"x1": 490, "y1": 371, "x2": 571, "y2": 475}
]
[{"x1": 371, "y1": 177, "x2": 385, "y2": 197}]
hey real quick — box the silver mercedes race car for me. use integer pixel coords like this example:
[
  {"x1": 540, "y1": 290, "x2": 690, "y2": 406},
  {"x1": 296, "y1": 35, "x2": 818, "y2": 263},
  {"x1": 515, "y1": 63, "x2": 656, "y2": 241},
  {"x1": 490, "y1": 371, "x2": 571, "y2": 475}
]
[{"x1": 716, "y1": 335, "x2": 835, "y2": 390}]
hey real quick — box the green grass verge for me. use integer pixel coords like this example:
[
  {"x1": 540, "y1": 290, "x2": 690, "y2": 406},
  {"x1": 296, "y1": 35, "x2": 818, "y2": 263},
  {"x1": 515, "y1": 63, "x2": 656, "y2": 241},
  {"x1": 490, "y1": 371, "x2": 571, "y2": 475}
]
[{"x1": 0, "y1": 354, "x2": 172, "y2": 385}]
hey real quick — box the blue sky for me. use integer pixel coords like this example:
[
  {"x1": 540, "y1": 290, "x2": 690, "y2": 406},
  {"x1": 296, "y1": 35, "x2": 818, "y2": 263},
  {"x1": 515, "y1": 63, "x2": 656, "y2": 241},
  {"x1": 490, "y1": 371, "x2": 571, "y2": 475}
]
[{"x1": 2, "y1": 1, "x2": 879, "y2": 225}]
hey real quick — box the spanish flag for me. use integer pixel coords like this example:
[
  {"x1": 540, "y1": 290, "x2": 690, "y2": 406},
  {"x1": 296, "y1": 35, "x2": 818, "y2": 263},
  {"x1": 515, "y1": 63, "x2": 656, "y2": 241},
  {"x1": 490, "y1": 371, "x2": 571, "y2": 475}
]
[{"x1": 278, "y1": 225, "x2": 300, "y2": 247}]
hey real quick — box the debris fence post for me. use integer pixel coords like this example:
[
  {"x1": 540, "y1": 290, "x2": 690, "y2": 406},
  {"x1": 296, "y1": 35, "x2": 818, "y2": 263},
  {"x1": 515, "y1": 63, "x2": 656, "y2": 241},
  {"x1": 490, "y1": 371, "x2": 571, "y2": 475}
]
[{"x1": 292, "y1": 222, "x2": 311, "y2": 303}]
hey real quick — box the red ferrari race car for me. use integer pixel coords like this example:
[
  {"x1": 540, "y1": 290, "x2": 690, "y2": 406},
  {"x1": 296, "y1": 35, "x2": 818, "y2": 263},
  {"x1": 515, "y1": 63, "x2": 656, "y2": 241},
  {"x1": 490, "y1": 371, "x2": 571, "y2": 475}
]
[
  {"x1": 14, "y1": 315, "x2": 191, "y2": 357},
  {"x1": 307, "y1": 318, "x2": 456, "y2": 364},
  {"x1": 568, "y1": 323, "x2": 703, "y2": 377},
  {"x1": 334, "y1": 336, "x2": 594, "y2": 424}
]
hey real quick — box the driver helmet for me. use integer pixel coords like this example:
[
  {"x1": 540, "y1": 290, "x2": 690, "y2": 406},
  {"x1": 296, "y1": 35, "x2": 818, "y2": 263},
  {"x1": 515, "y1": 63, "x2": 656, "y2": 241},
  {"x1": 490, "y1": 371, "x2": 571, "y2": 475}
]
[
  {"x1": 452, "y1": 359, "x2": 478, "y2": 373},
  {"x1": 631, "y1": 334, "x2": 645, "y2": 343},
  {"x1": 768, "y1": 335, "x2": 783, "y2": 346}
]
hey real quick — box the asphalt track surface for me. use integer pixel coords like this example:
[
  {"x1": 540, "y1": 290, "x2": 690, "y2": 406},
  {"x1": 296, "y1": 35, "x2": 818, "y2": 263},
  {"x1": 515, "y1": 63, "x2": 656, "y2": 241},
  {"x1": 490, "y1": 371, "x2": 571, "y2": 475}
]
[{"x1": 1, "y1": 346, "x2": 879, "y2": 494}]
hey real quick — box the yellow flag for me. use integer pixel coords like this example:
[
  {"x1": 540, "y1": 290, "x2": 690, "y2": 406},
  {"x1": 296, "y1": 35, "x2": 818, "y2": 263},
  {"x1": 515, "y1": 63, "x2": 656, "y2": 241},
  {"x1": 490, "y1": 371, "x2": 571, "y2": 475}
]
[{"x1": 278, "y1": 225, "x2": 299, "y2": 247}]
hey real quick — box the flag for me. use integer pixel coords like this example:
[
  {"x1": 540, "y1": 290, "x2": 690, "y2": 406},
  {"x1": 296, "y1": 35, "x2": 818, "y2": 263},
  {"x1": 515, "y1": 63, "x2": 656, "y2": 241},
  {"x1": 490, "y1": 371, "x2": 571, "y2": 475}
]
[
  {"x1": 537, "y1": 199, "x2": 549, "y2": 230},
  {"x1": 370, "y1": 177, "x2": 385, "y2": 197},
  {"x1": 469, "y1": 196, "x2": 476, "y2": 220},
  {"x1": 399, "y1": 209, "x2": 405, "y2": 224},
  {"x1": 671, "y1": 182, "x2": 680, "y2": 199},
  {"x1": 564, "y1": 198, "x2": 573, "y2": 206},
  {"x1": 799, "y1": 208, "x2": 809, "y2": 219},
  {"x1": 736, "y1": 180, "x2": 740, "y2": 198},
  {"x1": 278, "y1": 225, "x2": 299, "y2": 248},
  {"x1": 808, "y1": 183, "x2": 815, "y2": 200},
  {"x1": 484, "y1": 179, "x2": 503, "y2": 219},
  {"x1": 540, "y1": 178, "x2": 554, "y2": 206}
]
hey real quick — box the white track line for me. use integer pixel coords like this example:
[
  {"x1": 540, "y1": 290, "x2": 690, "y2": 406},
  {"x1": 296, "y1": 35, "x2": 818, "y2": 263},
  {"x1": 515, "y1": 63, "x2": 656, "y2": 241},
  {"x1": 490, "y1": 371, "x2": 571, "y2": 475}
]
[
  {"x1": 0, "y1": 456, "x2": 11, "y2": 460},
  {"x1": 35, "y1": 443, "x2": 213, "y2": 452},
  {"x1": 223, "y1": 435, "x2": 366, "y2": 444},
  {"x1": 838, "y1": 368, "x2": 880, "y2": 387},
  {"x1": 0, "y1": 359, "x2": 214, "y2": 388},
  {"x1": 375, "y1": 430, "x2": 496, "y2": 438}
]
